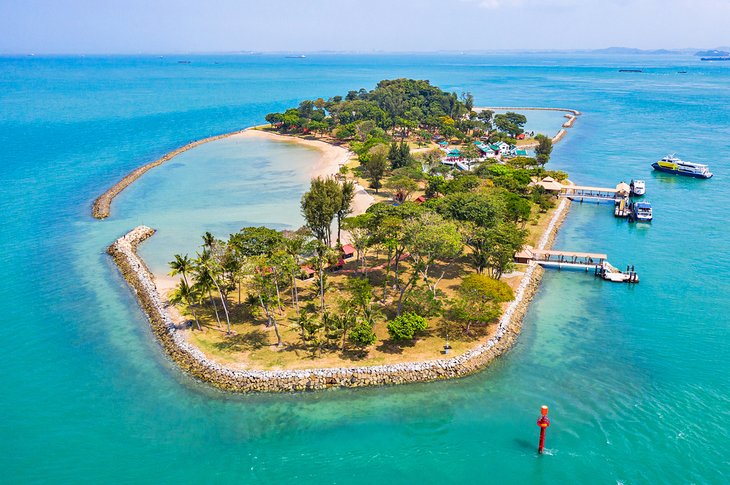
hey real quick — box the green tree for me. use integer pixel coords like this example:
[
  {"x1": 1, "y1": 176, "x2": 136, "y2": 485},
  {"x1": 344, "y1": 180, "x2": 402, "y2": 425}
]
[
  {"x1": 349, "y1": 321, "x2": 377, "y2": 348},
  {"x1": 447, "y1": 273, "x2": 511, "y2": 335},
  {"x1": 332, "y1": 300, "x2": 358, "y2": 351},
  {"x1": 461, "y1": 92, "x2": 474, "y2": 112},
  {"x1": 507, "y1": 156, "x2": 538, "y2": 169},
  {"x1": 387, "y1": 312, "x2": 428, "y2": 341},
  {"x1": 281, "y1": 108, "x2": 302, "y2": 131},
  {"x1": 460, "y1": 143, "x2": 481, "y2": 170},
  {"x1": 425, "y1": 175, "x2": 446, "y2": 198},
  {"x1": 387, "y1": 141, "x2": 400, "y2": 168},
  {"x1": 250, "y1": 255, "x2": 283, "y2": 346},
  {"x1": 231, "y1": 226, "x2": 283, "y2": 257},
  {"x1": 335, "y1": 180, "x2": 355, "y2": 244},
  {"x1": 168, "y1": 279, "x2": 202, "y2": 331},
  {"x1": 484, "y1": 222, "x2": 527, "y2": 280},
  {"x1": 388, "y1": 141, "x2": 411, "y2": 169},
  {"x1": 168, "y1": 253, "x2": 193, "y2": 287},
  {"x1": 365, "y1": 146, "x2": 388, "y2": 193},
  {"x1": 301, "y1": 176, "x2": 341, "y2": 246},
  {"x1": 191, "y1": 260, "x2": 222, "y2": 328},
  {"x1": 477, "y1": 109, "x2": 494, "y2": 129},
  {"x1": 308, "y1": 120, "x2": 329, "y2": 137},
  {"x1": 501, "y1": 192, "x2": 533, "y2": 228},
  {"x1": 307, "y1": 240, "x2": 337, "y2": 312},
  {"x1": 534, "y1": 134, "x2": 553, "y2": 165},
  {"x1": 342, "y1": 215, "x2": 372, "y2": 275},
  {"x1": 460, "y1": 273, "x2": 514, "y2": 302},
  {"x1": 195, "y1": 248, "x2": 232, "y2": 334},
  {"x1": 282, "y1": 228, "x2": 310, "y2": 314},
  {"x1": 406, "y1": 212, "x2": 463, "y2": 298},
  {"x1": 384, "y1": 175, "x2": 418, "y2": 203},
  {"x1": 401, "y1": 287, "x2": 444, "y2": 318},
  {"x1": 265, "y1": 112, "x2": 283, "y2": 127},
  {"x1": 494, "y1": 112, "x2": 527, "y2": 137},
  {"x1": 432, "y1": 192, "x2": 504, "y2": 227}
]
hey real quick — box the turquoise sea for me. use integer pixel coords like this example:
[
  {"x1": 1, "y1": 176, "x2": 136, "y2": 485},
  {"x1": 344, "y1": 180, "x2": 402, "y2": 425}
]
[{"x1": 1, "y1": 54, "x2": 729, "y2": 483}]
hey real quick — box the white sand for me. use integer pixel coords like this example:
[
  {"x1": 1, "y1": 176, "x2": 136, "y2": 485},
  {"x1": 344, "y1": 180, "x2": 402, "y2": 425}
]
[{"x1": 237, "y1": 129, "x2": 351, "y2": 179}]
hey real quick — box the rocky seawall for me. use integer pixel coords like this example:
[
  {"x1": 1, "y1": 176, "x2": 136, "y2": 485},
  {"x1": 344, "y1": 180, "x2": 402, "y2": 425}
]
[
  {"x1": 92, "y1": 129, "x2": 247, "y2": 219},
  {"x1": 478, "y1": 106, "x2": 581, "y2": 148},
  {"x1": 108, "y1": 199, "x2": 571, "y2": 393},
  {"x1": 481, "y1": 106, "x2": 582, "y2": 116}
]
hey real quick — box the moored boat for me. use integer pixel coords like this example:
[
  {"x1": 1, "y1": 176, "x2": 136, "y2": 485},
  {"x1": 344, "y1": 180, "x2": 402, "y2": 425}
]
[
  {"x1": 630, "y1": 201, "x2": 653, "y2": 222},
  {"x1": 652, "y1": 155, "x2": 713, "y2": 179},
  {"x1": 630, "y1": 179, "x2": 646, "y2": 196}
]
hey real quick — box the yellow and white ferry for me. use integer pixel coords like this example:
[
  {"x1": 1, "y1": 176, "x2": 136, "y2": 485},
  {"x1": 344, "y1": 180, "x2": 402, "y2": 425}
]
[{"x1": 652, "y1": 155, "x2": 713, "y2": 179}]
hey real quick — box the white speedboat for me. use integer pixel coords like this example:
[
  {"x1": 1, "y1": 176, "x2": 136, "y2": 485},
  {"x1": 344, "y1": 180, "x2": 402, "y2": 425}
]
[
  {"x1": 630, "y1": 179, "x2": 646, "y2": 196},
  {"x1": 630, "y1": 201, "x2": 653, "y2": 222}
]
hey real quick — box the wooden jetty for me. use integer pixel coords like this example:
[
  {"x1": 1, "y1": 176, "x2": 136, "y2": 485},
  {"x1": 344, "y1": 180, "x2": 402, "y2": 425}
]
[
  {"x1": 560, "y1": 182, "x2": 631, "y2": 203},
  {"x1": 514, "y1": 247, "x2": 638, "y2": 283}
]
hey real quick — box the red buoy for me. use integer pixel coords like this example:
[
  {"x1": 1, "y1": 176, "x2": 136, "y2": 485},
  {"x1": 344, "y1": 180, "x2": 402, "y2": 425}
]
[{"x1": 536, "y1": 405, "x2": 550, "y2": 454}]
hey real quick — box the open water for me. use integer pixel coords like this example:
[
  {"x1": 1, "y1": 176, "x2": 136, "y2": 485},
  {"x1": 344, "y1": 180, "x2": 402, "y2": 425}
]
[{"x1": 1, "y1": 54, "x2": 729, "y2": 483}]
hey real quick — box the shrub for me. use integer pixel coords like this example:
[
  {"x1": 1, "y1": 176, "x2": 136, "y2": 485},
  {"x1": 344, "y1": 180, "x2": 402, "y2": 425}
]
[
  {"x1": 387, "y1": 312, "x2": 428, "y2": 341},
  {"x1": 460, "y1": 274, "x2": 514, "y2": 303},
  {"x1": 349, "y1": 322, "x2": 377, "y2": 348}
]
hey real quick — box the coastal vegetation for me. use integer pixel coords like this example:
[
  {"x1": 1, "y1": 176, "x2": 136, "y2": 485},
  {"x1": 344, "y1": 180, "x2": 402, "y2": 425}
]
[
  {"x1": 264, "y1": 78, "x2": 535, "y2": 146},
  {"x1": 165, "y1": 79, "x2": 567, "y2": 369}
]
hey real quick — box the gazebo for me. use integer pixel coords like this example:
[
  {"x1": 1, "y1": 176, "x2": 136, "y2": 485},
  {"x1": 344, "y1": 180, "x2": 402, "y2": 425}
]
[
  {"x1": 615, "y1": 182, "x2": 631, "y2": 197},
  {"x1": 534, "y1": 176, "x2": 563, "y2": 192}
]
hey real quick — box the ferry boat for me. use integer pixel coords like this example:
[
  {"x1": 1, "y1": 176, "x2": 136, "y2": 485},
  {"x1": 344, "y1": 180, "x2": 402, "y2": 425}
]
[
  {"x1": 630, "y1": 201, "x2": 653, "y2": 222},
  {"x1": 652, "y1": 155, "x2": 713, "y2": 179},
  {"x1": 630, "y1": 179, "x2": 646, "y2": 196}
]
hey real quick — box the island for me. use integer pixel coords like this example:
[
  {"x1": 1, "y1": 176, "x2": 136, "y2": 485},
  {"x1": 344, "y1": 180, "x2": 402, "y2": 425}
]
[{"x1": 103, "y1": 79, "x2": 579, "y2": 392}]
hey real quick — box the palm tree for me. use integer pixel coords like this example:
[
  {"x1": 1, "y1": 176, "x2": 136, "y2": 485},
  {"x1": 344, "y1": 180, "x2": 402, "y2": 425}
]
[
  {"x1": 197, "y1": 250, "x2": 232, "y2": 334},
  {"x1": 168, "y1": 253, "x2": 193, "y2": 287},
  {"x1": 251, "y1": 255, "x2": 283, "y2": 347},
  {"x1": 202, "y1": 231, "x2": 216, "y2": 250},
  {"x1": 191, "y1": 264, "x2": 222, "y2": 328},
  {"x1": 283, "y1": 230, "x2": 309, "y2": 315},
  {"x1": 169, "y1": 280, "x2": 202, "y2": 331},
  {"x1": 335, "y1": 180, "x2": 355, "y2": 244},
  {"x1": 308, "y1": 241, "x2": 337, "y2": 312}
]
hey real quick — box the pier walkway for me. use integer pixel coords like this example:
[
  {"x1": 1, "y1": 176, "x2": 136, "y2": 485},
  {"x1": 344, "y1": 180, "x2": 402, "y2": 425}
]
[
  {"x1": 515, "y1": 247, "x2": 638, "y2": 283},
  {"x1": 559, "y1": 182, "x2": 631, "y2": 202}
]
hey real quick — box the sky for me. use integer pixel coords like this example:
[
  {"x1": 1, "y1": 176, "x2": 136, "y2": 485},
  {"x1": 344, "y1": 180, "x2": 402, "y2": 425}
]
[{"x1": 0, "y1": 0, "x2": 728, "y2": 54}]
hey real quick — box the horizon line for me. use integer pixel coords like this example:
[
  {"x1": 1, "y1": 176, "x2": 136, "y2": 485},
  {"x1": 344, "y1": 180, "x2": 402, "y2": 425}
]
[{"x1": 2, "y1": 46, "x2": 728, "y2": 57}]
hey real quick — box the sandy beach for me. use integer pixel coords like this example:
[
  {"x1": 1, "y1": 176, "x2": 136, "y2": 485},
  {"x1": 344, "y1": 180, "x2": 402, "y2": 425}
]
[{"x1": 237, "y1": 128, "x2": 351, "y2": 179}]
